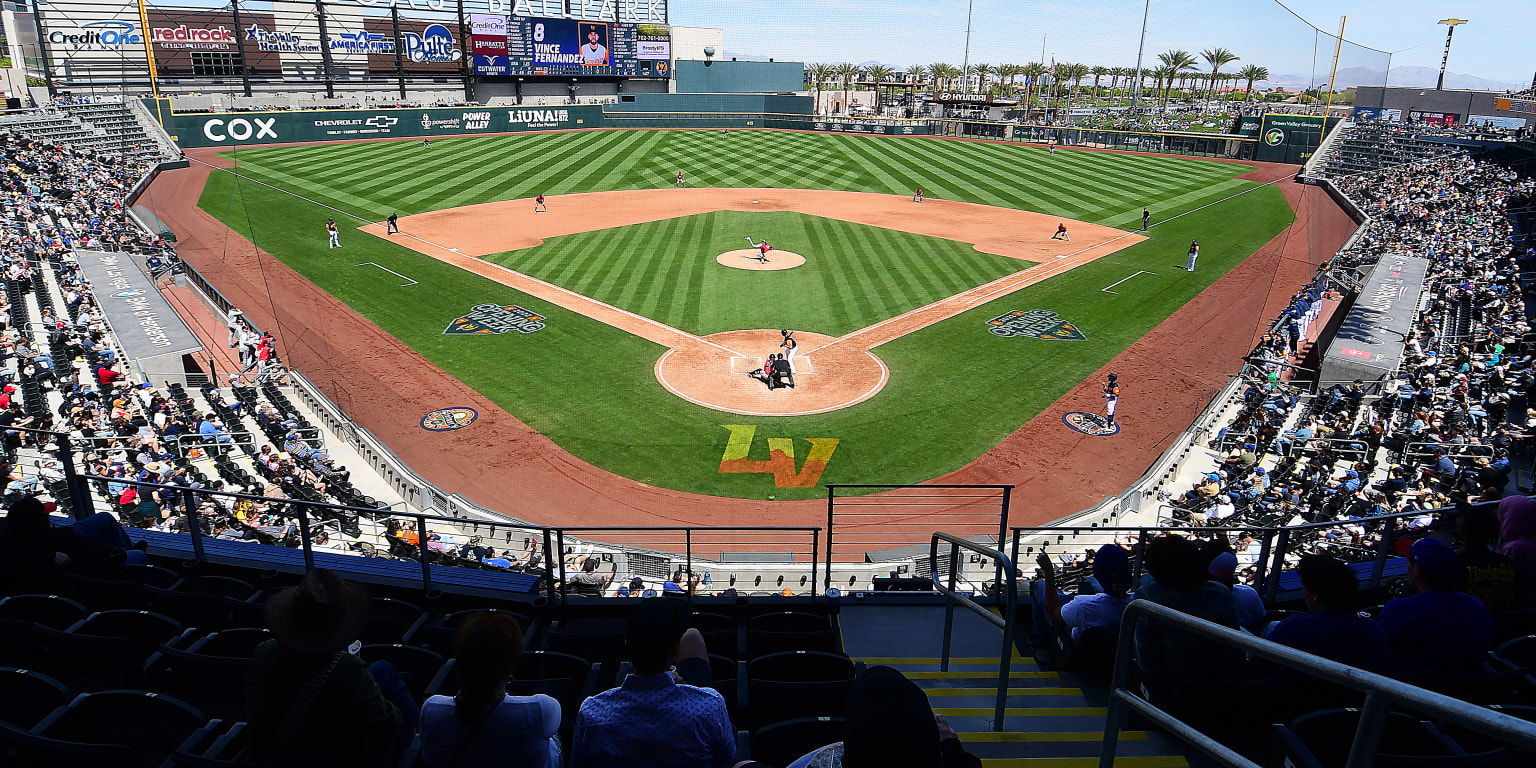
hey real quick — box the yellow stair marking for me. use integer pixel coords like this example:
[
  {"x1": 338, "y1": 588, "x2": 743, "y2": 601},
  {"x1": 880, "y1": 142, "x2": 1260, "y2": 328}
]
[
  {"x1": 960, "y1": 731, "x2": 1150, "y2": 743},
  {"x1": 980, "y1": 758, "x2": 1188, "y2": 767},
  {"x1": 926, "y1": 687, "x2": 1082, "y2": 697},
  {"x1": 859, "y1": 656, "x2": 1029, "y2": 665},
  {"x1": 905, "y1": 670, "x2": 1058, "y2": 680},
  {"x1": 933, "y1": 707, "x2": 1108, "y2": 717}
]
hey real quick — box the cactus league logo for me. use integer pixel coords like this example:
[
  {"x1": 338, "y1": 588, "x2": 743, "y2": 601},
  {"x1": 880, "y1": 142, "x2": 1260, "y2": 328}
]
[
  {"x1": 420, "y1": 407, "x2": 478, "y2": 432},
  {"x1": 987, "y1": 309, "x2": 1086, "y2": 340}
]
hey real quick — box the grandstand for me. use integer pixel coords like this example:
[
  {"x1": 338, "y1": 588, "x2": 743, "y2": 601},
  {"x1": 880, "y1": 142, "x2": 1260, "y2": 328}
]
[{"x1": 4, "y1": 76, "x2": 1536, "y2": 767}]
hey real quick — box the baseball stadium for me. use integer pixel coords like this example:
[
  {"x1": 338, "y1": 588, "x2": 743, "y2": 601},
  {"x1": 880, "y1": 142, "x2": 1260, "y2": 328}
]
[{"x1": 2, "y1": 0, "x2": 1536, "y2": 765}]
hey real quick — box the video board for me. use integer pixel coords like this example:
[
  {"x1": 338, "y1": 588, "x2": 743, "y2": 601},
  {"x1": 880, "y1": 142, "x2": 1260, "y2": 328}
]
[{"x1": 491, "y1": 17, "x2": 669, "y2": 77}]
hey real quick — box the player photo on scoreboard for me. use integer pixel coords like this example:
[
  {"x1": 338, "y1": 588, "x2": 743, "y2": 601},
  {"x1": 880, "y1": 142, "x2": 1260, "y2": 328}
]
[{"x1": 578, "y1": 22, "x2": 610, "y2": 66}]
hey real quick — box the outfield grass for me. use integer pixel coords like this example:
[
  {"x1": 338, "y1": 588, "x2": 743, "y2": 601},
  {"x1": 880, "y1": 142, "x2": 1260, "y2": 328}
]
[
  {"x1": 491, "y1": 211, "x2": 1031, "y2": 337},
  {"x1": 201, "y1": 130, "x2": 1293, "y2": 500}
]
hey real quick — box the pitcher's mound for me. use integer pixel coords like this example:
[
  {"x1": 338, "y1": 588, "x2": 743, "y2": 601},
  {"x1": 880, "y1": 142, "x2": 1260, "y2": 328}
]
[
  {"x1": 656, "y1": 330, "x2": 887, "y2": 416},
  {"x1": 716, "y1": 249, "x2": 806, "y2": 271}
]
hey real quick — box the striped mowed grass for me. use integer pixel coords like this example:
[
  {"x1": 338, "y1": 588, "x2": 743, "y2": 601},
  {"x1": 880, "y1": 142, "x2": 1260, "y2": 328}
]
[
  {"x1": 218, "y1": 128, "x2": 1246, "y2": 230},
  {"x1": 487, "y1": 210, "x2": 1031, "y2": 337},
  {"x1": 202, "y1": 130, "x2": 1292, "y2": 499}
]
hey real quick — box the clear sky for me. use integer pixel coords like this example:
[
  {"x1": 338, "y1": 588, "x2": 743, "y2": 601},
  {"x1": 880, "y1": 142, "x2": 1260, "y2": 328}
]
[{"x1": 672, "y1": 0, "x2": 1533, "y2": 85}]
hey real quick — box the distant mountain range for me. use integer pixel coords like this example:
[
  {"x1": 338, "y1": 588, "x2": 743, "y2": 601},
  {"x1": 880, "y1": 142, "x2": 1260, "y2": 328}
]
[{"x1": 1264, "y1": 66, "x2": 1523, "y2": 92}]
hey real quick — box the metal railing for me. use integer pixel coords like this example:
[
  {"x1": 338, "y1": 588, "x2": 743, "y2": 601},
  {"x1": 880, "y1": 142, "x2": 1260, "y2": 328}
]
[
  {"x1": 824, "y1": 484, "x2": 1012, "y2": 583},
  {"x1": 80, "y1": 475, "x2": 823, "y2": 602},
  {"x1": 1101, "y1": 600, "x2": 1536, "y2": 768},
  {"x1": 930, "y1": 532, "x2": 1018, "y2": 734}
]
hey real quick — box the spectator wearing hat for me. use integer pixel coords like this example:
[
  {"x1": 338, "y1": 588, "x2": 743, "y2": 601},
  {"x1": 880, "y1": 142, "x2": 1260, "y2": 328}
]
[
  {"x1": 1379, "y1": 538, "x2": 1493, "y2": 680},
  {"x1": 420, "y1": 613, "x2": 561, "y2": 768},
  {"x1": 1030, "y1": 544, "x2": 1134, "y2": 666},
  {"x1": 784, "y1": 665, "x2": 980, "y2": 768},
  {"x1": 1202, "y1": 544, "x2": 1265, "y2": 630},
  {"x1": 242, "y1": 569, "x2": 417, "y2": 765},
  {"x1": 1265, "y1": 554, "x2": 1388, "y2": 675},
  {"x1": 570, "y1": 597, "x2": 732, "y2": 767}
]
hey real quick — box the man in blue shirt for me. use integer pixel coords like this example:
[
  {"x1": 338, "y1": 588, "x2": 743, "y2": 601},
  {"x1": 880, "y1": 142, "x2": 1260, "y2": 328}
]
[
  {"x1": 198, "y1": 413, "x2": 231, "y2": 444},
  {"x1": 1379, "y1": 538, "x2": 1492, "y2": 680},
  {"x1": 571, "y1": 598, "x2": 734, "y2": 767},
  {"x1": 1266, "y1": 554, "x2": 1387, "y2": 674}
]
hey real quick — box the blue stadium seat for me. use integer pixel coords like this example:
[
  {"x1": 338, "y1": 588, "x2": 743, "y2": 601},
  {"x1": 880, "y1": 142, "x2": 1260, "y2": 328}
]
[
  {"x1": 0, "y1": 594, "x2": 89, "y2": 630},
  {"x1": 749, "y1": 716, "x2": 845, "y2": 767},
  {"x1": 32, "y1": 690, "x2": 212, "y2": 765},
  {"x1": 0, "y1": 668, "x2": 71, "y2": 729}
]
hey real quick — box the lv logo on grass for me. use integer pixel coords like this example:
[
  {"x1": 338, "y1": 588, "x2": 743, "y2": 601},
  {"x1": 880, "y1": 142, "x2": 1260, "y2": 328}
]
[{"x1": 718, "y1": 425, "x2": 840, "y2": 488}]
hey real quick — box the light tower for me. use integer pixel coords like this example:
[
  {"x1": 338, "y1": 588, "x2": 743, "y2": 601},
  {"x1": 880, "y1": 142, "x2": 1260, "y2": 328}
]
[{"x1": 1435, "y1": 18, "x2": 1468, "y2": 91}]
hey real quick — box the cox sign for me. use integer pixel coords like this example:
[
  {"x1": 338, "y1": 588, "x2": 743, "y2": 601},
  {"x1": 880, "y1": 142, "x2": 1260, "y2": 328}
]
[
  {"x1": 49, "y1": 20, "x2": 142, "y2": 50},
  {"x1": 202, "y1": 117, "x2": 278, "y2": 142}
]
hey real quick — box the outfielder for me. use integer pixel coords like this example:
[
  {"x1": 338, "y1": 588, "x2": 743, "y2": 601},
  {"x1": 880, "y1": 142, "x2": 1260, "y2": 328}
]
[
  {"x1": 675, "y1": 172, "x2": 686, "y2": 188},
  {"x1": 1103, "y1": 372, "x2": 1120, "y2": 426},
  {"x1": 780, "y1": 329, "x2": 798, "y2": 373},
  {"x1": 326, "y1": 218, "x2": 340, "y2": 249},
  {"x1": 1186, "y1": 240, "x2": 1200, "y2": 271}
]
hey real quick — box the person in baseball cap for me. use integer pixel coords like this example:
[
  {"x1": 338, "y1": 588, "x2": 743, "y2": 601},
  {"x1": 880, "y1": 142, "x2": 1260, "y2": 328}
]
[{"x1": 1378, "y1": 537, "x2": 1493, "y2": 680}]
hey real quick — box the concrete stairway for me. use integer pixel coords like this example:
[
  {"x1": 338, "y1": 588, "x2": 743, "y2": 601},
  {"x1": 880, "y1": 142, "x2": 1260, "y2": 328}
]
[{"x1": 840, "y1": 603, "x2": 1190, "y2": 767}]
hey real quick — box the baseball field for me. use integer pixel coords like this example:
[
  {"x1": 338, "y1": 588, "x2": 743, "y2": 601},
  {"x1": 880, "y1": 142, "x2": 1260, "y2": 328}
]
[{"x1": 192, "y1": 128, "x2": 1293, "y2": 500}]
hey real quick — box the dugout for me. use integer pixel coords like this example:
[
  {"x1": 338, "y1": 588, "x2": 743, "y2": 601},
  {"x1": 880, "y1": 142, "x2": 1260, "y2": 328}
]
[
  {"x1": 1318, "y1": 255, "x2": 1428, "y2": 389},
  {"x1": 73, "y1": 249, "x2": 205, "y2": 387}
]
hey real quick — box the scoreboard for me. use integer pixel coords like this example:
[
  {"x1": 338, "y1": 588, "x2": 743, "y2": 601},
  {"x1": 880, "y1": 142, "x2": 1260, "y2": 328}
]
[{"x1": 476, "y1": 16, "x2": 670, "y2": 77}]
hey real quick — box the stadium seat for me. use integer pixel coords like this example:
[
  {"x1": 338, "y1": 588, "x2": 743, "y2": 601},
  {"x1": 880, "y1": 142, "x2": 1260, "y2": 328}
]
[
  {"x1": 0, "y1": 619, "x2": 50, "y2": 670},
  {"x1": 143, "y1": 645, "x2": 254, "y2": 721},
  {"x1": 189, "y1": 627, "x2": 272, "y2": 657},
  {"x1": 1496, "y1": 636, "x2": 1536, "y2": 669},
  {"x1": 0, "y1": 717, "x2": 144, "y2": 768},
  {"x1": 72, "y1": 609, "x2": 186, "y2": 648},
  {"x1": 745, "y1": 612, "x2": 838, "y2": 657},
  {"x1": 1416, "y1": 667, "x2": 1535, "y2": 707},
  {"x1": 359, "y1": 644, "x2": 446, "y2": 703},
  {"x1": 1274, "y1": 707, "x2": 1505, "y2": 768},
  {"x1": 0, "y1": 667, "x2": 72, "y2": 729},
  {"x1": 62, "y1": 572, "x2": 151, "y2": 611},
  {"x1": 0, "y1": 594, "x2": 89, "y2": 630},
  {"x1": 412, "y1": 608, "x2": 529, "y2": 653},
  {"x1": 544, "y1": 620, "x2": 626, "y2": 669},
  {"x1": 749, "y1": 716, "x2": 845, "y2": 767},
  {"x1": 143, "y1": 586, "x2": 238, "y2": 631},
  {"x1": 362, "y1": 598, "x2": 430, "y2": 645},
  {"x1": 32, "y1": 690, "x2": 212, "y2": 764},
  {"x1": 692, "y1": 611, "x2": 741, "y2": 658},
  {"x1": 745, "y1": 651, "x2": 856, "y2": 728}
]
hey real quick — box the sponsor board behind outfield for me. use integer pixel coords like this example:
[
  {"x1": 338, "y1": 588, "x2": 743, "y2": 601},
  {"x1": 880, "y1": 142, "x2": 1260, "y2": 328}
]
[{"x1": 171, "y1": 105, "x2": 604, "y2": 147}]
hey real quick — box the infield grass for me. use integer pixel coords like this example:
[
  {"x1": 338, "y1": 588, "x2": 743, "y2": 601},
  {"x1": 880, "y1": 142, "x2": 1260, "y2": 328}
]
[
  {"x1": 198, "y1": 129, "x2": 1293, "y2": 501},
  {"x1": 491, "y1": 211, "x2": 1031, "y2": 337}
]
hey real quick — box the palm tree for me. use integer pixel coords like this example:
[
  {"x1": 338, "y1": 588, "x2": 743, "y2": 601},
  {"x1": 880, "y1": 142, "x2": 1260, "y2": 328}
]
[
  {"x1": 864, "y1": 63, "x2": 895, "y2": 113},
  {"x1": 1156, "y1": 50, "x2": 1197, "y2": 110},
  {"x1": 1064, "y1": 63, "x2": 1090, "y2": 101},
  {"x1": 965, "y1": 63, "x2": 990, "y2": 94},
  {"x1": 806, "y1": 63, "x2": 831, "y2": 114},
  {"x1": 904, "y1": 64, "x2": 927, "y2": 114},
  {"x1": 833, "y1": 62, "x2": 860, "y2": 114},
  {"x1": 1201, "y1": 47, "x2": 1240, "y2": 100},
  {"x1": 1020, "y1": 62, "x2": 1047, "y2": 116},
  {"x1": 1237, "y1": 64, "x2": 1269, "y2": 102},
  {"x1": 929, "y1": 62, "x2": 953, "y2": 94},
  {"x1": 1089, "y1": 65, "x2": 1109, "y2": 98}
]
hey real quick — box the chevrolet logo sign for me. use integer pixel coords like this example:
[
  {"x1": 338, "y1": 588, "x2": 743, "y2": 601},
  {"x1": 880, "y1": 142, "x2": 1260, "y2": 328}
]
[{"x1": 365, "y1": 115, "x2": 399, "y2": 129}]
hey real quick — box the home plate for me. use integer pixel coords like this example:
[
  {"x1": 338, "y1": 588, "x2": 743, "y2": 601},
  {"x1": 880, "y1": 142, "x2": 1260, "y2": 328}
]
[{"x1": 731, "y1": 356, "x2": 815, "y2": 374}]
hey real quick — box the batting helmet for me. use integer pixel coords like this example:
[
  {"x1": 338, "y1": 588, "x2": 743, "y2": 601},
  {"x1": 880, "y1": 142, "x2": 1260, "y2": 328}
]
[{"x1": 1107, "y1": 373, "x2": 1118, "y2": 381}]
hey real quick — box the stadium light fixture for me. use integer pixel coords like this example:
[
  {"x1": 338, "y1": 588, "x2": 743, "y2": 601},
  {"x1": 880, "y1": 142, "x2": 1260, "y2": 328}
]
[
  {"x1": 1131, "y1": 0, "x2": 1152, "y2": 109},
  {"x1": 1435, "y1": 18, "x2": 1467, "y2": 91},
  {"x1": 961, "y1": 0, "x2": 975, "y2": 95}
]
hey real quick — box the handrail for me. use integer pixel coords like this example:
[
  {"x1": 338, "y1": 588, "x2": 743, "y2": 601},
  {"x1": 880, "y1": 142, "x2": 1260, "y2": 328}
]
[
  {"x1": 82, "y1": 474, "x2": 821, "y2": 596},
  {"x1": 1101, "y1": 600, "x2": 1536, "y2": 768},
  {"x1": 929, "y1": 532, "x2": 1018, "y2": 733}
]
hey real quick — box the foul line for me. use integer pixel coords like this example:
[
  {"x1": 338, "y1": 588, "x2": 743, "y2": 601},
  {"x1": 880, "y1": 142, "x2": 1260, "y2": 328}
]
[
  {"x1": 1102, "y1": 271, "x2": 1156, "y2": 294},
  {"x1": 357, "y1": 262, "x2": 418, "y2": 286},
  {"x1": 190, "y1": 158, "x2": 747, "y2": 358}
]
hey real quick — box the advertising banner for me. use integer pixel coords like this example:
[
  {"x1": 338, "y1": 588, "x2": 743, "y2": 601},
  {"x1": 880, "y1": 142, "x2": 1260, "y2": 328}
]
[
  {"x1": 1468, "y1": 114, "x2": 1528, "y2": 129},
  {"x1": 1409, "y1": 111, "x2": 1460, "y2": 126},
  {"x1": 148, "y1": 10, "x2": 281, "y2": 75},
  {"x1": 364, "y1": 18, "x2": 461, "y2": 73},
  {"x1": 172, "y1": 105, "x2": 605, "y2": 148}
]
